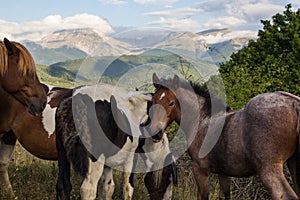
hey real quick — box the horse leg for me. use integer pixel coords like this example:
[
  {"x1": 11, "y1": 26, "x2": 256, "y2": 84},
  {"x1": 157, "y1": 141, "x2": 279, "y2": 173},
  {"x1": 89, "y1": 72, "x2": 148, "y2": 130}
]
[
  {"x1": 123, "y1": 159, "x2": 135, "y2": 200},
  {"x1": 80, "y1": 155, "x2": 105, "y2": 200},
  {"x1": 259, "y1": 165, "x2": 298, "y2": 200},
  {"x1": 218, "y1": 175, "x2": 231, "y2": 200},
  {"x1": 56, "y1": 138, "x2": 72, "y2": 200},
  {"x1": 287, "y1": 156, "x2": 300, "y2": 196},
  {"x1": 192, "y1": 161, "x2": 210, "y2": 200},
  {"x1": 100, "y1": 166, "x2": 115, "y2": 200},
  {"x1": 0, "y1": 139, "x2": 15, "y2": 198}
]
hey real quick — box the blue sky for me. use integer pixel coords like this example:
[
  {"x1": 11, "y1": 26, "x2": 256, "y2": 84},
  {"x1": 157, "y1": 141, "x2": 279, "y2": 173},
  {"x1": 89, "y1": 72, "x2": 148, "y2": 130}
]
[{"x1": 0, "y1": 0, "x2": 299, "y2": 41}]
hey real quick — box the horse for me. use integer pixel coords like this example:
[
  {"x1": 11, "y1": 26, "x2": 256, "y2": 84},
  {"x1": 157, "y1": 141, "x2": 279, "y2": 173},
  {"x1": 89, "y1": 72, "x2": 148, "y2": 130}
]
[
  {"x1": 0, "y1": 38, "x2": 47, "y2": 197},
  {"x1": 0, "y1": 83, "x2": 177, "y2": 199},
  {"x1": 0, "y1": 84, "x2": 70, "y2": 197},
  {"x1": 138, "y1": 133, "x2": 178, "y2": 200},
  {"x1": 0, "y1": 38, "x2": 47, "y2": 132},
  {"x1": 55, "y1": 86, "x2": 150, "y2": 200},
  {"x1": 136, "y1": 99, "x2": 178, "y2": 200},
  {"x1": 147, "y1": 73, "x2": 300, "y2": 200}
]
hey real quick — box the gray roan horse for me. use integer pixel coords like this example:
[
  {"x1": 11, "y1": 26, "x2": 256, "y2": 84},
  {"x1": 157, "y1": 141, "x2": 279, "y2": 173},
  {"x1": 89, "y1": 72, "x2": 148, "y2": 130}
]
[{"x1": 148, "y1": 73, "x2": 300, "y2": 200}]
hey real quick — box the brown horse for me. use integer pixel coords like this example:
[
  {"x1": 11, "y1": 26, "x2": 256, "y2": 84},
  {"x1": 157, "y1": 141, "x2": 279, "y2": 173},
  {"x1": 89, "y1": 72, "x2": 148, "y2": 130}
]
[
  {"x1": 148, "y1": 73, "x2": 300, "y2": 200},
  {"x1": 0, "y1": 84, "x2": 65, "y2": 197},
  {"x1": 0, "y1": 38, "x2": 47, "y2": 197},
  {"x1": 0, "y1": 38, "x2": 47, "y2": 135}
]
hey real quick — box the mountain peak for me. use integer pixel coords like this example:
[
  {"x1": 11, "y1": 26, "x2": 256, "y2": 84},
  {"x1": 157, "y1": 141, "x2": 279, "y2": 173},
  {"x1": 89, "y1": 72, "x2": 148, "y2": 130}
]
[
  {"x1": 38, "y1": 28, "x2": 134, "y2": 56},
  {"x1": 38, "y1": 28, "x2": 106, "y2": 54},
  {"x1": 52, "y1": 28, "x2": 103, "y2": 37}
]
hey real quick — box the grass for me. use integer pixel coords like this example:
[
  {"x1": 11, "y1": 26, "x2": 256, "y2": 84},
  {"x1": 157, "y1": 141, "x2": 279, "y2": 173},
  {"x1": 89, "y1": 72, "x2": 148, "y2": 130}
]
[{"x1": 0, "y1": 142, "x2": 281, "y2": 200}]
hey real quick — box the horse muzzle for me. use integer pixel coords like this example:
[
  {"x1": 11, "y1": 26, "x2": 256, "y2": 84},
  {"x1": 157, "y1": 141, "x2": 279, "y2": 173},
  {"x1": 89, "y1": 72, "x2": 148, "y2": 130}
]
[
  {"x1": 28, "y1": 97, "x2": 47, "y2": 116},
  {"x1": 151, "y1": 129, "x2": 164, "y2": 143}
]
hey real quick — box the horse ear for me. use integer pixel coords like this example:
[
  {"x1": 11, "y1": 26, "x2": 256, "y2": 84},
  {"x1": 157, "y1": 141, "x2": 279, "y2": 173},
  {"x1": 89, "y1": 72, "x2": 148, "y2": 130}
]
[
  {"x1": 4, "y1": 38, "x2": 19, "y2": 56},
  {"x1": 173, "y1": 74, "x2": 180, "y2": 89},
  {"x1": 41, "y1": 83, "x2": 49, "y2": 94},
  {"x1": 110, "y1": 95, "x2": 120, "y2": 123},
  {"x1": 110, "y1": 95, "x2": 118, "y2": 113},
  {"x1": 152, "y1": 73, "x2": 160, "y2": 89}
]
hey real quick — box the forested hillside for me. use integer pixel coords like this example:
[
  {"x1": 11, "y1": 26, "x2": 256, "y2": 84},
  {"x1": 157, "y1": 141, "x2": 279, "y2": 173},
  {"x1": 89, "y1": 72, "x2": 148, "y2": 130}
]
[{"x1": 219, "y1": 4, "x2": 300, "y2": 109}]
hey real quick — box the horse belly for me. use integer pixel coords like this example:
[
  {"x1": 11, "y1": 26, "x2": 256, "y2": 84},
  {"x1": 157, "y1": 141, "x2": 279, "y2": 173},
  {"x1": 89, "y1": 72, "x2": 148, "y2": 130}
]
[
  {"x1": 105, "y1": 137, "x2": 138, "y2": 167},
  {"x1": 211, "y1": 158, "x2": 255, "y2": 178},
  {"x1": 210, "y1": 138, "x2": 255, "y2": 177}
]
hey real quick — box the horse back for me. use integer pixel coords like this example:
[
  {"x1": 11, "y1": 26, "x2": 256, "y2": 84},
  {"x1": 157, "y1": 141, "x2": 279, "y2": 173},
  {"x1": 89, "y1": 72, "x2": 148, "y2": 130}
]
[{"x1": 242, "y1": 92, "x2": 299, "y2": 162}]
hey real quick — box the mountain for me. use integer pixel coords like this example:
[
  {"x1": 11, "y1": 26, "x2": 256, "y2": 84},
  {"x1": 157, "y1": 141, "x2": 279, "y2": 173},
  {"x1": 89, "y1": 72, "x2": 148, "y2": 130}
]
[
  {"x1": 195, "y1": 28, "x2": 256, "y2": 64},
  {"x1": 153, "y1": 31, "x2": 208, "y2": 60},
  {"x1": 111, "y1": 28, "x2": 175, "y2": 49},
  {"x1": 24, "y1": 41, "x2": 88, "y2": 66},
  {"x1": 24, "y1": 28, "x2": 256, "y2": 68},
  {"x1": 37, "y1": 28, "x2": 135, "y2": 56}
]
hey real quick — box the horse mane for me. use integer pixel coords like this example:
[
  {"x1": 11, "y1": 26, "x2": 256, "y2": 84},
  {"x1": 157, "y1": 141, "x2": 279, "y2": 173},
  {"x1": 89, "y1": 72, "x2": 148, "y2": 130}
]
[
  {"x1": 157, "y1": 77, "x2": 230, "y2": 116},
  {"x1": 0, "y1": 42, "x2": 8, "y2": 76},
  {"x1": 0, "y1": 40, "x2": 36, "y2": 77}
]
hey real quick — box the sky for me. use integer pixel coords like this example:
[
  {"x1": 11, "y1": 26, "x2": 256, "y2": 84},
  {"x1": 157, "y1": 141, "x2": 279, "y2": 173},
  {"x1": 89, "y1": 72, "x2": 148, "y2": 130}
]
[{"x1": 0, "y1": 0, "x2": 299, "y2": 41}]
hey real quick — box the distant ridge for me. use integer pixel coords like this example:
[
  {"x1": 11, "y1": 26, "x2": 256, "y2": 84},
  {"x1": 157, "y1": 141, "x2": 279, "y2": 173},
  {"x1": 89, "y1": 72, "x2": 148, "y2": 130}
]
[
  {"x1": 197, "y1": 28, "x2": 229, "y2": 35},
  {"x1": 23, "y1": 28, "x2": 256, "y2": 65}
]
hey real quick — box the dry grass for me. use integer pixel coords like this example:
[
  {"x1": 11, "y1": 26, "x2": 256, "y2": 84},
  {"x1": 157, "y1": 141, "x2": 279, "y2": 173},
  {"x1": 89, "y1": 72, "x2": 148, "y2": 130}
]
[{"x1": 1, "y1": 142, "x2": 295, "y2": 199}]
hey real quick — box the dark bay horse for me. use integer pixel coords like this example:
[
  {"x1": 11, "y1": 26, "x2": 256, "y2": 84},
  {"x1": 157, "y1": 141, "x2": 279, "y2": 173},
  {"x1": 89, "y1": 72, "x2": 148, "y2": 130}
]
[
  {"x1": 148, "y1": 73, "x2": 300, "y2": 200},
  {"x1": 0, "y1": 38, "x2": 47, "y2": 134}
]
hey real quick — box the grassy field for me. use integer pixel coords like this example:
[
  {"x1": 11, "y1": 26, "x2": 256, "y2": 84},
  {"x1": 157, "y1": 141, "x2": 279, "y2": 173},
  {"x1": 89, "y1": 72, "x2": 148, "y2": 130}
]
[{"x1": 0, "y1": 142, "x2": 280, "y2": 200}]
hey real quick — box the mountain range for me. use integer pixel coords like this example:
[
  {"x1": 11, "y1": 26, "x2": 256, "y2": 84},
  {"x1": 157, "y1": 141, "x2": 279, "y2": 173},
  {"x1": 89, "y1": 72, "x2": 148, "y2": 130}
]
[
  {"x1": 20, "y1": 27, "x2": 257, "y2": 88},
  {"x1": 23, "y1": 28, "x2": 257, "y2": 66}
]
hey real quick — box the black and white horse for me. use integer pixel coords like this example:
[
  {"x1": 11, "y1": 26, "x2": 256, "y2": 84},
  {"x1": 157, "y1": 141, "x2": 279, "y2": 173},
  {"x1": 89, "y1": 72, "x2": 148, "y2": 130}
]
[
  {"x1": 55, "y1": 85, "x2": 177, "y2": 200},
  {"x1": 137, "y1": 133, "x2": 178, "y2": 200}
]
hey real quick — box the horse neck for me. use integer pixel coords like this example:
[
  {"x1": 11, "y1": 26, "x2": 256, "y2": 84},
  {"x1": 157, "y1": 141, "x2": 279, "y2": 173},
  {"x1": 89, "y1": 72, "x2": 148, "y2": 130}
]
[
  {"x1": 144, "y1": 134, "x2": 170, "y2": 163},
  {"x1": 175, "y1": 87, "x2": 207, "y2": 141},
  {"x1": 12, "y1": 109, "x2": 58, "y2": 160},
  {"x1": 0, "y1": 87, "x2": 27, "y2": 133}
]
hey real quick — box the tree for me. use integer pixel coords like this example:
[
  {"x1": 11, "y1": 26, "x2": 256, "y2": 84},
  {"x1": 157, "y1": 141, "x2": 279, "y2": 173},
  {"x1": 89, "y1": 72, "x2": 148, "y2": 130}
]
[{"x1": 219, "y1": 4, "x2": 300, "y2": 109}]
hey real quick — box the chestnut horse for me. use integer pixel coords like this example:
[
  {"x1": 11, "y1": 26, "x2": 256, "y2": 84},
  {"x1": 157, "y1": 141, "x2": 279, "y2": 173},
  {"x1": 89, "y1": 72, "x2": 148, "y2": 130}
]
[
  {"x1": 0, "y1": 38, "x2": 47, "y2": 197},
  {"x1": 0, "y1": 38, "x2": 46, "y2": 133},
  {"x1": 148, "y1": 73, "x2": 300, "y2": 200},
  {"x1": 0, "y1": 84, "x2": 67, "y2": 197}
]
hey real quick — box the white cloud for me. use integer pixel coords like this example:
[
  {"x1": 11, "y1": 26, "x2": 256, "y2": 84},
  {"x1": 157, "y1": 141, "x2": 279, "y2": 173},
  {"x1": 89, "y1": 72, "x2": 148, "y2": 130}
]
[
  {"x1": 198, "y1": 30, "x2": 257, "y2": 44},
  {"x1": 197, "y1": 0, "x2": 229, "y2": 13},
  {"x1": 145, "y1": 0, "x2": 291, "y2": 32},
  {"x1": 202, "y1": 16, "x2": 247, "y2": 30},
  {"x1": 240, "y1": 3, "x2": 285, "y2": 21},
  {"x1": 99, "y1": 0, "x2": 127, "y2": 5},
  {"x1": 148, "y1": 17, "x2": 200, "y2": 32},
  {"x1": 0, "y1": 14, "x2": 114, "y2": 41},
  {"x1": 145, "y1": 8, "x2": 204, "y2": 17},
  {"x1": 133, "y1": 0, "x2": 177, "y2": 6}
]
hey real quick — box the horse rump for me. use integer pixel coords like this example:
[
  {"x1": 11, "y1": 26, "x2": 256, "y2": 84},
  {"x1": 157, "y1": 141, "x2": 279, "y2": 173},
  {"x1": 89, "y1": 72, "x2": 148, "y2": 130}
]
[
  {"x1": 295, "y1": 102, "x2": 300, "y2": 134},
  {"x1": 55, "y1": 94, "x2": 94, "y2": 177}
]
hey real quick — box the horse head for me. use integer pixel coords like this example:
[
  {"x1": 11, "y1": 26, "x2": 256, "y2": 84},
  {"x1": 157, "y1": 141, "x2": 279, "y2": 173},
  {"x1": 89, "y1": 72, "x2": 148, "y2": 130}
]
[
  {"x1": 116, "y1": 91, "x2": 152, "y2": 138},
  {"x1": 0, "y1": 38, "x2": 47, "y2": 116},
  {"x1": 147, "y1": 73, "x2": 181, "y2": 142}
]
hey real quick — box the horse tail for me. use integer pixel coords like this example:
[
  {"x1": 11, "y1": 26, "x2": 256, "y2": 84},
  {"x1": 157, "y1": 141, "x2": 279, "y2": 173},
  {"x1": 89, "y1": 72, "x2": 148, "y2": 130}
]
[
  {"x1": 55, "y1": 95, "x2": 90, "y2": 177},
  {"x1": 295, "y1": 102, "x2": 300, "y2": 135},
  {"x1": 67, "y1": 136, "x2": 89, "y2": 176},
  {"x1": 293, "y1": 101, "x2": 300, "y2": 193}
]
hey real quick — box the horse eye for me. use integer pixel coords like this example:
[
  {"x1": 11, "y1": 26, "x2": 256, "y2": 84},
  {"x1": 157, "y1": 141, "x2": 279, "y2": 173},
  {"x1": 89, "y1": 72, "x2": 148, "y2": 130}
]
[{"x1": 169, "y1": 101, "x2": 174, "y2": 107}]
